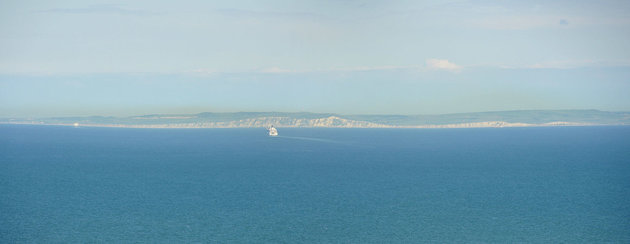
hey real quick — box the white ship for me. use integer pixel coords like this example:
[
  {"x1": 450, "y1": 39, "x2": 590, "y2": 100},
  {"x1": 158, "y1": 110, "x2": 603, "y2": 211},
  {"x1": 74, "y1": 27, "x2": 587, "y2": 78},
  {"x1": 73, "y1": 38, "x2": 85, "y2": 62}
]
[{"x1": 268, "y1": 125, "x2": 278, "y2": 136}]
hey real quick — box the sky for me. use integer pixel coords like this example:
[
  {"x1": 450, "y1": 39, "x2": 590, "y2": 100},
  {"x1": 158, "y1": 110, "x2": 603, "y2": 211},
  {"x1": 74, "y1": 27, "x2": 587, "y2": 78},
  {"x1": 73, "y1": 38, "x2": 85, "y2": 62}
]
[{"x1": 1, "y1": 0, "x2": 629, "y2": 117}]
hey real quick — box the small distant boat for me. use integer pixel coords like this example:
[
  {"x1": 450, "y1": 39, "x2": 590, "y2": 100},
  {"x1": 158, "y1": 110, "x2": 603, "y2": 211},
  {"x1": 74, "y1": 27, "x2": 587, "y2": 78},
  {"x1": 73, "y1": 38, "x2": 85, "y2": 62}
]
[{"x1": 268, "y1": 125, "x2": 278, "y2": 136}]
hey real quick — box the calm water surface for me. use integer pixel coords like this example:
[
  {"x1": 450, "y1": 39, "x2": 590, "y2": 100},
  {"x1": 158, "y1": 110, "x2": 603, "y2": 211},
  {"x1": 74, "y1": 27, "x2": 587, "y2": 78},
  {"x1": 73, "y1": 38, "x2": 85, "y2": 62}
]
[{"x1": 1, "y1": 125, "x2": 629, "y2": 243}]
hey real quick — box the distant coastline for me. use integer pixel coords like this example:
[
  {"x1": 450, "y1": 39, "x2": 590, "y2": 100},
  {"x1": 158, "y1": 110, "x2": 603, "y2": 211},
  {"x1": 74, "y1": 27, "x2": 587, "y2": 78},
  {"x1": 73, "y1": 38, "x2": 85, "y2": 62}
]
[
  {"x1": 2, "y1": 110, "x2": 628, "y2": 129},
  {"x1": 0, "y1": 121, "x2": 597, "y2": 129}
]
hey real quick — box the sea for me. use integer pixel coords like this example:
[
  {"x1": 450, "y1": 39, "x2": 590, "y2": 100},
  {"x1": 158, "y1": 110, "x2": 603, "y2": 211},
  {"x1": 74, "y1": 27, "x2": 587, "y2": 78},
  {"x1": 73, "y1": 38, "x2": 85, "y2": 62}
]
[{"x1": 1, "y1": 125, "x2": 629, "y2": 243}]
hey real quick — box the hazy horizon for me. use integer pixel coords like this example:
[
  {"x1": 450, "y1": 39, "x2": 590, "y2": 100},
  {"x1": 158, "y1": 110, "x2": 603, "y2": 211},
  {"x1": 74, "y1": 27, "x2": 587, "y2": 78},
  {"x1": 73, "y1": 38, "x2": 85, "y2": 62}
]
[{"x1": 3, "y1": 108, "x2": 630, "y2": 119}]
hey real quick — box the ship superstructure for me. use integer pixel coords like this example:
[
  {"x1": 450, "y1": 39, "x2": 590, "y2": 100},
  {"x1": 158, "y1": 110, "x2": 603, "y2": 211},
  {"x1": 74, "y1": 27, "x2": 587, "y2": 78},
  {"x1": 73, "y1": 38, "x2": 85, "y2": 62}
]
[{"x1": 268, "y1": 125, "x2": 278, "y2": 136}]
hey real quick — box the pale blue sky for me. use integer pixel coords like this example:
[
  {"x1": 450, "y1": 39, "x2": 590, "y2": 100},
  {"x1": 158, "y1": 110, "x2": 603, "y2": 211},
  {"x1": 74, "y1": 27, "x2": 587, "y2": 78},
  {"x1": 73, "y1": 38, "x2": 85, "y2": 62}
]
[{"x1": 1, "y1": 0, "x2": 629, "y2": 117}]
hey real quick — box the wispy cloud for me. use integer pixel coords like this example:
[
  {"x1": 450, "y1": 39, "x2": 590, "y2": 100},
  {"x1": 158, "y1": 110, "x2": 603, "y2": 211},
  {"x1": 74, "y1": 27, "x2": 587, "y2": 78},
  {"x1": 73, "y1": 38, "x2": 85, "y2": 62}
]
[
  {"x1": 261, "y1": 67, "x2": 295, "y2": 74},
  {"x1": 194, "y1": 63, "x2": 458, "y2": 75},
  {"x1": 214, "y1": 8, "x2": 324, "y2": 21},
  {"x1": 187, "y1": 58, "x2": 630, "y2": 76},
  {"x1": 469, "y1": 14, "x2": 630, "y2": 30},
  {"x1": 426, "y1": 59, "x2": 461, "y2": 72},
  {"x1": 495, "y1": 59, "x2": 630, "y2": 69},
  {"x1": 527, "y1": 59, "x2": 630, "y2": 69},
  {"x1": 188, "y1": 68, "x2": 217, "y2": 76},
  {"x1": 328, "y1": 65, "x2": 418, "y2": 72},
  {"x1": 260, "y1": 65, "x2": 420, "y2": 74},
  {"x1": 528, "y1": 60, "x2": 594, "y2": 69},
  {"x1": 469, "y1": 15, "x2": 572, "y2": 30},
  {"x1": 38, "y1": 4, "x2": 159, "y2": 16}
]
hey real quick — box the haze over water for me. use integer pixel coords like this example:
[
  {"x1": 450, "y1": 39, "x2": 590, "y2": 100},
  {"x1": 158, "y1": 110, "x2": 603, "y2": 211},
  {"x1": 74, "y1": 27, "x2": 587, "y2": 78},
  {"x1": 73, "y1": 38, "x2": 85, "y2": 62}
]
[{"x1": 1, "y1": 125, "x2": 629, "y2": 242}]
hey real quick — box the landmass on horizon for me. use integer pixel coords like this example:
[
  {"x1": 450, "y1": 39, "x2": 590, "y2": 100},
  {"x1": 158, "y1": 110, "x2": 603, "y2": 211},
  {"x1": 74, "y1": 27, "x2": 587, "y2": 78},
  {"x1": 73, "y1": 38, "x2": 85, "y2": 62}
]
[{"x1": 2, "y1": 110, "x2": 628, "y2": 129}]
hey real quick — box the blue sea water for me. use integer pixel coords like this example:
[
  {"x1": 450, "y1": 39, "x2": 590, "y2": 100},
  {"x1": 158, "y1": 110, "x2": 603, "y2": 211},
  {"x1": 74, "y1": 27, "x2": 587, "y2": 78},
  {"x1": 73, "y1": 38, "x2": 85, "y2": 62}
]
[{"x1": 1, "y1": 125, "x2": 629, "y2": 243}]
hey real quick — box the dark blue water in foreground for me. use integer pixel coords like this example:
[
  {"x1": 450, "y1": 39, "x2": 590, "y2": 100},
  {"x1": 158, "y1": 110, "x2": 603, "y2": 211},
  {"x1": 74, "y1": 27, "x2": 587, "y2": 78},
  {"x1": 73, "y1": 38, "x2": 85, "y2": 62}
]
[{"x1": 1, "y1": 125, "x2": 629, "y2": 243}]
